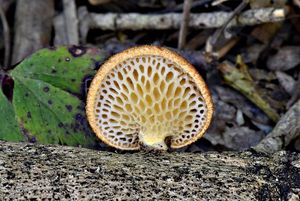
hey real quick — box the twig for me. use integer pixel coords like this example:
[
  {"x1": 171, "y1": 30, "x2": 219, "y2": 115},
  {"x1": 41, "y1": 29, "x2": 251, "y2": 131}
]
[
  {"x1": 0, "y1": 5, "x2": 10, "y2": 68},
  {"x1": 178, "y1": 0, "x2": 192, "y2": 49},
  {"x1": 88, "y1": 0, "x2": 112, "y2": 5},
  {"x1": 209, "y1": 0, "x2": 248, "y2": 48},
  {"x1": 212, "y1": 0, "x2": 230, "y2": 6},
  {"x1": 215, "y1": 37, "x2": 240, "y2": 59},
  {"x1": 78, "y1": 7, "x2": 286, "y2": 35},
  {"x1": 254, "y1": 98, "x2": 300, "y2": 153}
]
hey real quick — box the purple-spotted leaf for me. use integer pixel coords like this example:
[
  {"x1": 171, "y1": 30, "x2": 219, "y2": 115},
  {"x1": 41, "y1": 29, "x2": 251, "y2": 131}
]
[
  {"x1": 11, "y1": 46, "x2": 103, "y2": 94},
  {"x1": 5, "y1": 46, "x2": 106, "y2": 147}
]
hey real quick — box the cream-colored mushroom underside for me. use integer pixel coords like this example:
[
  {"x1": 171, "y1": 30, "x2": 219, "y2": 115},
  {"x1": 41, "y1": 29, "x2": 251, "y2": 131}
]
[{"x1": 94, "y1": 55, "x2": 207, "y2": 149}]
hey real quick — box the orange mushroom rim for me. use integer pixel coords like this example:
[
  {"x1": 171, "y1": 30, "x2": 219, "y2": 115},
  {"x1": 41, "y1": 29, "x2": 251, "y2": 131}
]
[{"x1": 86, "y1": 45, "x2": 214, "y2": 150}]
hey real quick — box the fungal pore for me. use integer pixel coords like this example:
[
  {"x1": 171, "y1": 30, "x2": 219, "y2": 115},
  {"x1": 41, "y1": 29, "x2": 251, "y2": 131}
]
[{"x1": 86, "y1": 46, "x2": 213, "y2": 150}]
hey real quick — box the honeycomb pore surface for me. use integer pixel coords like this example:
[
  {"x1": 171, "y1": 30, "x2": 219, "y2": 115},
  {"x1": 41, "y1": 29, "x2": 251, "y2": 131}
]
[{"x1": 94, "y1": 55, "x2": 208, "y2": 149}]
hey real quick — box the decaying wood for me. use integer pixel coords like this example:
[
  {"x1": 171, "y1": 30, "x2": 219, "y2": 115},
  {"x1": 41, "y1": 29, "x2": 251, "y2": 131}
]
[
  {"x1": 254, "y1": 99, "x2": 300, "y2": 154},
  {"x1": 11, "y1": 0, "x2": 54, "y2": 64},
  {"x1": 0, "y1": 141, "x2": 299, "y2": 200},
  {"x1": 54, "y1": 0, "x2": 79, "y2": 45},
  {"x1": 78, "y1": 6, "x2": 285, "y2": 40},
  {"x1": 218, "y1": 61, "x2": 280, "y2": 122}
]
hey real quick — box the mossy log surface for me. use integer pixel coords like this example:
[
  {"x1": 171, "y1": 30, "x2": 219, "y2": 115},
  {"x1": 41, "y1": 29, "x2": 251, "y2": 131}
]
[{"x1": 0, "y1": 141, "x2": 299, "y2": 200}]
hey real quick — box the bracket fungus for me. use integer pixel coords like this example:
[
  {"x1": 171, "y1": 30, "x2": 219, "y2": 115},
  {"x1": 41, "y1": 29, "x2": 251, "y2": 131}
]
[{"x1": 86, "y1": 46, "x2": 213, "y2": 150}]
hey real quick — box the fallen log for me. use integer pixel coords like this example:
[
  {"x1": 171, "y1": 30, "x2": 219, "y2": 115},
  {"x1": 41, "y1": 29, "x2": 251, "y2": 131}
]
[{"x1": 0, "y1": 141, "x2": 299, "y2": 200}]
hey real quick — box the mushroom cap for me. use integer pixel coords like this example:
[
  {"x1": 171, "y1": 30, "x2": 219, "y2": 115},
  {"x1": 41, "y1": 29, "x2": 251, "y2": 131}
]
[{"x1": 86, "y1": 46, "x2": 213, "y2": 150}]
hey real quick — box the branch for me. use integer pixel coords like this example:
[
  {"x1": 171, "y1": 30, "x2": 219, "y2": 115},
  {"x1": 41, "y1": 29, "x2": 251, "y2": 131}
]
[
  {"x1": 78, "y1": 6, "x2": 286, "y2": 31},
  {"x1": 208, "y1": 0, "x2": 248, "y2": 47},
  {"x1": 0, "y1": 141, "x2": 299, "y2": 200}
]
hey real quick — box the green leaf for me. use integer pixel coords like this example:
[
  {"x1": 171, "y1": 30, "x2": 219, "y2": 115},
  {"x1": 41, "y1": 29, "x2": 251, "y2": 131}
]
[
  {"x1": 11, "y1": 46, "x2": 103, "y2": 94},
  {"x1": 0, "y1": 89, "x2": 25, "y2": 141},
  {"x1": 7, "y1": 46, "x2": 106, "y2": 147}
]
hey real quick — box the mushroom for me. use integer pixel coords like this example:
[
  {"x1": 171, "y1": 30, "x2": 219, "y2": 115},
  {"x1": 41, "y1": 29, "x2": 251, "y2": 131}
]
[{"x1": 86, "y1": 46, "x2": 213, "y2": 150}]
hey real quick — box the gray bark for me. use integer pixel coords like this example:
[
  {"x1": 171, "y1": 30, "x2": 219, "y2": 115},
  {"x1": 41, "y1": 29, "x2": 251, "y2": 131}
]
[
  {"x1": 0, "y1": 141, "x2": 299, "y2": 200},
  {"x1": 78, "y1": 6, "x2": 286, "y2": 44},
  {"x1": 78, "y1": 7, "x2": 285, "y2": 31},
  {"x1": 254, "y1": 99, "x2": 300, "y2": 153},
  {"x1": 54, "y1": 0, "x2": 79, "y2": 45}
]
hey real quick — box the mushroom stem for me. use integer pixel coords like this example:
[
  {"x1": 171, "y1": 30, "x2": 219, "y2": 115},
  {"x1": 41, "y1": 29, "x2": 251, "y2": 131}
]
[{"x1": 139, "y1": 131, "x2": 169, "y2": 151}]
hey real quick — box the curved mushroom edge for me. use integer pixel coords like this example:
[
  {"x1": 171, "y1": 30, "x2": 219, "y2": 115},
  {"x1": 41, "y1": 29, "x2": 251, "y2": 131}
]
[{"x1": 86, "y1": 45, "x2": 214, "y2": 150}]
